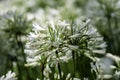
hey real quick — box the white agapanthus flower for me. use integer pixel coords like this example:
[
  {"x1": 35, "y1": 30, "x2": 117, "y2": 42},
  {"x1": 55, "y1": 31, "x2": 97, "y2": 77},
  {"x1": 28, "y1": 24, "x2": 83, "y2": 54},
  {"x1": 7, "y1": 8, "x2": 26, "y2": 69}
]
[
  {"x1": 25, "y1": 18, "x2": 106, "y2": 66},
  {"x1": 25, "y1": 18, "x2": 106, "y2": 80},
  {"x1": 25, "y1": 20, "x2": 70, "y2": 66},
  {"x1": 0, "y1": 71, "x2": 17, "y2": 80},
  {"x1": 74, "y1": 18, "x2": 106, "y2": 56}
]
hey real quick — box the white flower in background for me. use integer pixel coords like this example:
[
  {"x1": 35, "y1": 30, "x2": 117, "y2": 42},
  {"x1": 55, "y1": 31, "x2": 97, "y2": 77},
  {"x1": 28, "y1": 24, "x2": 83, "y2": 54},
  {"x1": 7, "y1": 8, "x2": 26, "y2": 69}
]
[
  {"x1": 116, "y1": 0, "x2": 120, "y2": 9},
  {"x1": 54, "y1": 73, "x2": 60, "y2": 79},
  {"x1": 74, "y1": 18, "x2": 106, "y2": 55},
  {"x1": 91, "y1": 62, "x2": 104, "y2": 79},
  {"x1": 106, "y1": 53, "x2": 120, "y2": 79},
  {"x1": 66, "y1": 0, "x2": 74, "y2": 8},
  {"x1": 0, "y1": 71, "x2": 17, "y2": 80},
  {"x1": 66, "y1": 73, "x2": 71, "y2": 80},
  {"x1": 26, "y1": 0, "x2": 36, "y2": 7},
  {"x1": 91, "y1": 57, "x2": 114, "y2": 79},
  {"x1": 27, "y1": 8, "x2": 61, "y2": 24},
  {"x1": 71, "y1": 78, "x2": 80, "y2": 80},
  {"x1": 47, "y1": 8, "x2": 60, "y2": 20},
  {"x1": 114, "y1": 70, "x2": 120, "y2": 80},
  {"x1": 33, "y1": 23, "x2": 45, "y2": 31},
  {"x1": 115, "y1": 71, "x2": 120, "y2": 77},
  {"x1": 91, "y1": 62, "x2": 101, "y2": 74},
  {"x1": 27, "y1": 13, "x2": 35, "y2": 21},
  {"x1": 106, "y1": 53, "x2": 120, "y2": 62},
  {"x1": 36, "y1": 78, "x2": 40, "y2": 80},
  {"x1": 83, "y1": 78, "x2": 89, "y2": 80},
  {"x1": 43, "y1": 64, "x2": 52, "y2": 78}
]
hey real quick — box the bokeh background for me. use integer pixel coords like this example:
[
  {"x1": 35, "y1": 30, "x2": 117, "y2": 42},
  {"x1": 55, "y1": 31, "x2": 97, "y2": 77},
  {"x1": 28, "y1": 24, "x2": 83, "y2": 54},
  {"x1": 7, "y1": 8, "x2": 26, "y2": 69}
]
[{"x1": 0, "y1": 0, "x2": 120, "y2": 80}]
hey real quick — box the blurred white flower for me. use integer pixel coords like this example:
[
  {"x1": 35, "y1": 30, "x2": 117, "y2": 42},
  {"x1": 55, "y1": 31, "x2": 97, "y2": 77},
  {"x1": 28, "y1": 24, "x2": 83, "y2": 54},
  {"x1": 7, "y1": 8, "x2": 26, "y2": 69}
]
[
  {"x1": 33, "y1": 23, "x2": 45, "y2": 31},
  {"x1": 36, "y1": 78, "x2": 40, "y2": 80},
  {"x1": 91, "y1": 62, "x2": 102, "y2": 74},
  {"x1": 0, "y1": 71, "x2": 17, "y2": 80},
  {"x1": 83, "y1": 78, "x2": 89, "y2": 80},
  {"x1": 47, "y1": 8, "x2": 60, "y2": 17},
  {"x1": 66, "y1": 73, "x2": 71, "y2": 80},
  {"x1": 29, "y1": 32, "x2": 39, "y2": 39},
  {"x1": 59, "y1": 56, "x2": 72, "y2": 62},
  {"x1": 114, "y1": 71, "x2": 120, "y2": 78},
  {"x1": 92, "y1": 50, "x2": 106, "y2": 54},
  {"x1": 58, "y1": 20, "x2": 69, "y2": 26},
  {"x1": 86, "y1": 26, "x2": 97, "y2": 36},
  {"x1": 27, "y1": 13, "x2": 35, "y2": 21},
  {"x1": 102, "y1": 74, "x2": 112, "y2": 79},
  {"x1": 72, "y1": 78, "x2": 80, "y2": 80},
  {"x1": 43, "y1": 64, "x2": 52, "y2": 78},
  {"x1": 25, "y1": 62, "x2": 40, "y2": 67},
  {"x1": 115, "y1": 0, "x2": 120, "y2": 9},
  {"x1": 106, "y1": 53, "x2": 120, "y2": 62},
  {"x1": 115, "y1": 71, "x2": 120, "y2": 75}
]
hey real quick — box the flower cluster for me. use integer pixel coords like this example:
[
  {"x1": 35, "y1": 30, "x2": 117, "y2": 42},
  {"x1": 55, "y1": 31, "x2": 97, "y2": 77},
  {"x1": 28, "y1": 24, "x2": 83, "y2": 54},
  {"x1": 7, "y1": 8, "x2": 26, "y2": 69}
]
[{"x1": 25, "y1": 18, "x2": 106, "y2": 79}]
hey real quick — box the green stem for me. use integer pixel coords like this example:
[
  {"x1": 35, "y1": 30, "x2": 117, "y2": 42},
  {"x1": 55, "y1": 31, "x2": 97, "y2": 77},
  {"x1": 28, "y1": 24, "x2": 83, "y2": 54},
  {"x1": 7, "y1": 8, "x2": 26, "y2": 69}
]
[
  {"x1": 82, "y1": 57, "x2": 85, "y2": 79},
  {"x1": 70, "y1": 20, "x2": 76, "y2": 80},
  {"x1": 72, "y1": 51, "x2": 75, "y2": 80},
  {"x1": 114, "y1": 17, "x2": 118, "y2": 29},
  {"x1": 15, "y1": 35, "x2": 31, "y2": 79},
  {"x1": 16, "y1": 58, "x2": 22, "y2": 80},
  {"x1": 41, "y1": 63, "x2": 45, "y2": 80},
  {"x1": 55, "y1": 50, "x2": 62, "y2": 80},
  {"x1": 107, "y1": 16, "x2": 113, "y2": 36},
  {"x1": 107, "y1": 16, "x2": 119, "y2": 55}
]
